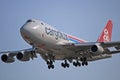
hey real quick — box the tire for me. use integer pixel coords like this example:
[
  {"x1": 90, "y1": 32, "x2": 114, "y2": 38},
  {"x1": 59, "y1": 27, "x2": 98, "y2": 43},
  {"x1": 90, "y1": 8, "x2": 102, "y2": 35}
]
[{"x1": 66, "y1": 63, "x2": 69, "y2": 68}]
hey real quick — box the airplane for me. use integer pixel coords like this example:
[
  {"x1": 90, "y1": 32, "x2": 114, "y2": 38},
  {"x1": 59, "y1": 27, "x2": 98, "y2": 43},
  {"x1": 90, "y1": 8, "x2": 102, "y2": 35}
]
[{"x1": 0, "y1": 19, "x2": 120, "y2": 69}]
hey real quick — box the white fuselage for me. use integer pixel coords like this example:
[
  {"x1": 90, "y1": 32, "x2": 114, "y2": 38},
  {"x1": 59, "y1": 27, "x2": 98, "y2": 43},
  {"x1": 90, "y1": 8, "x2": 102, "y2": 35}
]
[{"x1": 20, "y1": 19, "x2": 86, "y2": 57}]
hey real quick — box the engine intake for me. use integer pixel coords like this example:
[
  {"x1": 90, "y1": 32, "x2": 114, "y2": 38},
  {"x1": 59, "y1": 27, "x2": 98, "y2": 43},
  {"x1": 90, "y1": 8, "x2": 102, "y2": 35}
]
[
  {"x1": 91, "y1": 45, "x2": 98, "y2": 52},
  {"x1": 91, "y1": 44, "x2": 104, "y2": 54},
  {"x1": 1, "y1": 54, "x2": 15, "y2": 63},
  {"x1": 16, "y1": 52, "x2": 30, "y2": 61}
]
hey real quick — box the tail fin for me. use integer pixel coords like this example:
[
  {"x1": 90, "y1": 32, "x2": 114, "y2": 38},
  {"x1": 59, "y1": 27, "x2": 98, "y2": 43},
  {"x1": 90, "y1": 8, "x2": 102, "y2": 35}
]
[{"x1": 97, "y1": 20, "x2": 113, "y2": 42}]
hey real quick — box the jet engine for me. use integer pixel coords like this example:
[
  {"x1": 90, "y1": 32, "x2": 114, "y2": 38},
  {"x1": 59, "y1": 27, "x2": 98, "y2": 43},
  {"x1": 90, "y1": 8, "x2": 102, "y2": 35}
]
[
  {"x1": 1, "y1": 53, "x2": 15, "y2": 63},
  {"x1": 91, "y1": 44, "x2": 104, "y2": 54},
  {"x1": 16, "y1": 51, "x2": 30, "y2": 61}
]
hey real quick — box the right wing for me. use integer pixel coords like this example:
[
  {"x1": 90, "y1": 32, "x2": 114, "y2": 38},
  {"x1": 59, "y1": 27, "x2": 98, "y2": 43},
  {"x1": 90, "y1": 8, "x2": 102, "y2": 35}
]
[{"x1": 0, "y1": 48, "x2": 37, "y2": 63}]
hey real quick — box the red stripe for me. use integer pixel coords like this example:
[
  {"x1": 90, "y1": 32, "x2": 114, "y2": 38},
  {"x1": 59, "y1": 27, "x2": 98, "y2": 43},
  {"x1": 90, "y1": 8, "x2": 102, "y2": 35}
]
[{"x1": 67, "y1": 35, "x2": 86, "y2": 43}]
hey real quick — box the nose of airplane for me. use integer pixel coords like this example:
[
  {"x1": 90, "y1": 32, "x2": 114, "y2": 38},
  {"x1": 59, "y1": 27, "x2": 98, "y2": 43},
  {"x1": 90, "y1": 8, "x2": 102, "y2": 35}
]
[
  {"x1": 20, "y1": 19, "x2": 38, "y2": 44},
  {"x1": 20, "y1": 24, "x2": 30, "y2": 41},
  {"x1": 20, "y1": 19, "x2": 41, "y2": 40},
  {"x1": 20, "y1": 19, "x2": 36, "y2": 34},
  {"x1": 20, "y1": 24, "x2": 30, "y2": 35}
]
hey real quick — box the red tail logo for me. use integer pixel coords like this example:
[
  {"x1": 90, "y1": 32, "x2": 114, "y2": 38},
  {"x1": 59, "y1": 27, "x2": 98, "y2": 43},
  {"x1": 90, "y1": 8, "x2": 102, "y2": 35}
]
[{"x1": 97, "y1": 20, "x2": 113, "y2": 42}]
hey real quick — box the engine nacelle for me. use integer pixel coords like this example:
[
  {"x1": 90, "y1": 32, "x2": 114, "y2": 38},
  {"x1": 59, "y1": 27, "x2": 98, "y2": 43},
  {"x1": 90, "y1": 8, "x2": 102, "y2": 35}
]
[
  {"x1": 91, "y1": 44, "x2": 104, "y2": 54},
  {"x1": 16, "y1": 52, "x2": 30, "y2": 61},
  {"x1": 1, "y1": 54, "x2": 15, "y2": 63}
]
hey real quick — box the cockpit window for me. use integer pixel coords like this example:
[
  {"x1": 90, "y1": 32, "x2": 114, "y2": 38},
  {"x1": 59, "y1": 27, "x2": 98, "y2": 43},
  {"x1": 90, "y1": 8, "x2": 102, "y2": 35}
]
[{"x1": 27, "y1": 19, "x2": 35, "y2": 23}]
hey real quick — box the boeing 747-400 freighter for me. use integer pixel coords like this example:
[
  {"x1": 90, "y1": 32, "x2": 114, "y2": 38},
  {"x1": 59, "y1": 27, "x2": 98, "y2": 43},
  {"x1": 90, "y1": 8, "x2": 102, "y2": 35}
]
[{"x1": 1, "y1": 19, "x2": 120, "y2": 69}]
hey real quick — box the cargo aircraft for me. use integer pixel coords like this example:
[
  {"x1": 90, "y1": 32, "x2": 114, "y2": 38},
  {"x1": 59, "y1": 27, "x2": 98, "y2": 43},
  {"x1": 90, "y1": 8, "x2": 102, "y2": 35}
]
[{"x1": 1, "y1": 19, "x2": 120, "y2": 69}]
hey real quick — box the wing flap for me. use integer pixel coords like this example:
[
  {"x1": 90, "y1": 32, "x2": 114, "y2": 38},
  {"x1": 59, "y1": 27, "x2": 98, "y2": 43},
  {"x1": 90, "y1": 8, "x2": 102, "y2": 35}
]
[
  {"x1": 87, "y1": 54, "x2": 112, "y2": 61},
  {"x1": 115, "y1": 46, "x2": 120, "y2": 50},
  {"x1": 101, "y1": 41, "x2": 120, "y2": 47}
]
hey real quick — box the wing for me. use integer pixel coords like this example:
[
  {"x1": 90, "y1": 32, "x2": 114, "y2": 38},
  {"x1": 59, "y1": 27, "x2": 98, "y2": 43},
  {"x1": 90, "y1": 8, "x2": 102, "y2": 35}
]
[
  {"x1": 0, "y1": 48, "x2": 37, "y2": 63},
  {"x1": 63, "y1": 41, "x2": 120, "y2": 61}
]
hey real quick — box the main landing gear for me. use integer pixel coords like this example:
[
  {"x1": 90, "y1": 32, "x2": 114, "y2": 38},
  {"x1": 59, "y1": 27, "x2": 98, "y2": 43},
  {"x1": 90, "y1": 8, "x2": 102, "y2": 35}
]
[
  {"x1": 46, "y1": 57, "x2": 88, "y2": 69},
  {"x1": 61, "y1": 57, "x2": 88, "y2": 68},
  {"x1": 61, "y1": 60, "x2": 70, "y2": 68},
  {"x1": 72, "y1": 58, "x2": 88, "y2": 67},
  {"x1": 80, "y1": 57, "x2": 88, "y2": 66},
  {"x1": 47, "y1": 60, "x2": 54, "y2": 69},
  {"x1": 73, "y1": 61, "x2": 81, "y2": 67}
]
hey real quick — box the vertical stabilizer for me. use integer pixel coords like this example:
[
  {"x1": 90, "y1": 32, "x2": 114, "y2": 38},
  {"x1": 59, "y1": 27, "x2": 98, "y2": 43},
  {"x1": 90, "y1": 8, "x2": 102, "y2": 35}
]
[{"x1": 97, "y1": 20, "x2": 113, "y2": 42}]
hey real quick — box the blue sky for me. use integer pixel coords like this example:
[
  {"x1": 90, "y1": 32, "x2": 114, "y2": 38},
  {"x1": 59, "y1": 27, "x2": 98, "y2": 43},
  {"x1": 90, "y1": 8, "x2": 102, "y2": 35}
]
[{"x1": 0, "y1": 0, "x2": 120, "y2": 80}]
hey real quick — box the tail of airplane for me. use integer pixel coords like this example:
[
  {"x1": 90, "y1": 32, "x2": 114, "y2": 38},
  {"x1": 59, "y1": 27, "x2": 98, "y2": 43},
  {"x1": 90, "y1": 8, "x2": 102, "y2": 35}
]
[{"x1": 97, "y1": 20, "x2": 113, "y2": 42}]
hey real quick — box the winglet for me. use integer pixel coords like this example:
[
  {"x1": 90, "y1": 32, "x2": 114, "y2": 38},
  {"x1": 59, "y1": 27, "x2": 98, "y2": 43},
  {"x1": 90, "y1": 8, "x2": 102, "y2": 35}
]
[{"x1": 97, "y1": 20, "x2": 113, "y2": 42}]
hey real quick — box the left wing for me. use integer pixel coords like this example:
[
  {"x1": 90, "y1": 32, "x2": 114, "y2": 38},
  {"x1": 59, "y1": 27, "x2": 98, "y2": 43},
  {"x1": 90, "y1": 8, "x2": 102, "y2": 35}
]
[
  {"x1": 62, "y1": 20, "x2": 120, "y2": 62},
  {"x1": 63, "y1": 41, "x2": 120, "y2": 61}
]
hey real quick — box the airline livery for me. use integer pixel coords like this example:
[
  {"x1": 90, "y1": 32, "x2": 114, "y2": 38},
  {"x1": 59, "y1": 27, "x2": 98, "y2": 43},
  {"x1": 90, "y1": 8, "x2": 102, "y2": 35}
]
[{"x1": 0, "y1": 19, "x2": 120, "y2": 69}]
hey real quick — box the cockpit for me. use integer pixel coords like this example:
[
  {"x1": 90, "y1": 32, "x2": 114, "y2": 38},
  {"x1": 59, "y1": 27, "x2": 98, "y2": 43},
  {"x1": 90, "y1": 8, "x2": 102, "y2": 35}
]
[
  {"x1": 26, "y1": 19, "x2": 35, "y2": 23},
  {"x1": 26, "y1": 19, "x2": 45, "y2": 26}
]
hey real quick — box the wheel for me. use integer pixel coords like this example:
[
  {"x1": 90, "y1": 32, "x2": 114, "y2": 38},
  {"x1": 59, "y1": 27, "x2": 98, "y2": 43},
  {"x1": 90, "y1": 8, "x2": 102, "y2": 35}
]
[
  {"x1": 85, "y1": 61, "x2": 88, "y2": 66},
  {"x1": 48, "y1": 65, "x2": 51, "y2": 69},
  {"x1": 47, "y1": 60, "x2": 53, "y2": 65},
  {"x1": 61, "y1": 63, "x2": 66, "y2": 68},
  {"x1": 82, "y1": 62, "x2": 85, "y2": 66},
  {"x1": 73, "y1": 61, "x2": 81, "y2": 67},
  {"x1": 80, "y1": 58, "x2": 83, "y2": 61},
  {"x1": 47, "y1": 61, "x2": 50, "y2": 64},
  {"x1": 73, "y1": 62, "x2": 77, "y2": 67},
  {"x1": 77, "y1": 62, "x2": 81, "y2": 67},
  {"x1": 66, "y1": 63, "x2": 69, "y2": 68},
  {"x1": 61, "y1": 63, "x2": 64, "y2": 67},
  {"x1": 51, "y1": 65, "x2": 54, "y2": 69},
  {"x1": 61, "y1": 60, "x2": 70, "y2": 68},
  {"x1": 48, "y1": 64, "x2": 54, "y2": 69},
  {"x1": 73, "y1": 62, "x2": 76, "y2": 66}
]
